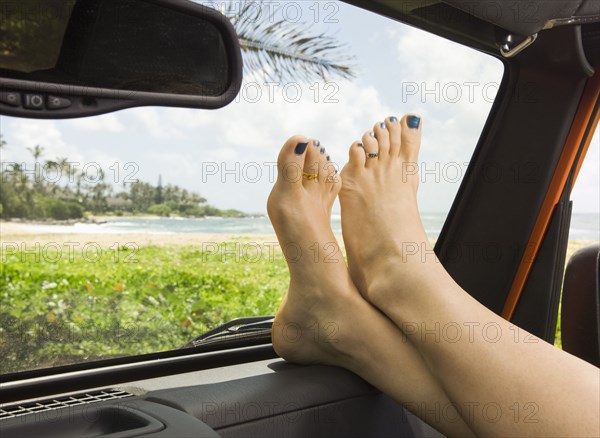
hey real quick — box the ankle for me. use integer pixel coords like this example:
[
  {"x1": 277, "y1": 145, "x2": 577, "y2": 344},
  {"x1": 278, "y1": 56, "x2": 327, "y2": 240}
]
[{"x1": 362, "y1": 251, "x2": 447, "y2": 307}]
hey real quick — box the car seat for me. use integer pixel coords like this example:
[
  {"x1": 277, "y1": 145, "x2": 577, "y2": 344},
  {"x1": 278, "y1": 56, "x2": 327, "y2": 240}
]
[{"x1": 561, "y1": 243, "x2": 600, "y2": 367}]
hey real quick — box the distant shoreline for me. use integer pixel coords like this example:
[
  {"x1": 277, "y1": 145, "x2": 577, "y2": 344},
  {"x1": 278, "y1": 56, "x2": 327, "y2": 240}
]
[
  {"x1": 1, "y1": 219, "x2": 596, "y2": 263},
  {"x1": 1, "y1": 212, "x2": 265, "y2": 225},
  {"x1": 2, "y1": 211, "x2": 597, "y2": 249},
  {"x1": 2, "y1": 213, "x2": 263, "y2": 224}
]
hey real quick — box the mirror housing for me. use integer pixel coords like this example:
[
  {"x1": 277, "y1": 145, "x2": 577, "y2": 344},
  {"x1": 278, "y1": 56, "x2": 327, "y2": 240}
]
[{"x1": 0, "y1": 0, "x2": 243, "y2": 118}]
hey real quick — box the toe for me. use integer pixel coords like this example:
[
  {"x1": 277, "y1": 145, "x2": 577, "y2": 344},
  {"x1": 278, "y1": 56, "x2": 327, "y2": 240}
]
[
  {"x1": 317, "y1": 147, "x2": 334, "y2": 185},
  {"x1": 400, "y1": 114, "x2": 422, "y2": 162},
  {"x1": 277, "y1": 135, "x2": 310, "y2": 187},
  {"x1": 361, "y1": 130, "x2": 379, "y2": 167},
  {"x1": 347, "y1": 141, "x2": 366, "y2": 169},
  {"x1": 373, "y1": 121, "x2": 390, "y2": 158},
  {"x1": 328, "y1": 174, "x2": 342, "y2": 207},
  {"x1": 386, "y1": 116, "x2": 402, "y2": 157},
  {"x1": 302, "y1": 139, "x2": 324, "y2": 190},
  {"x1": 321, "y1": 152, "x2": 339, "y2": 188},
  {"x1": 323, "y1": 154, "x2": 341, "y2": 206}
]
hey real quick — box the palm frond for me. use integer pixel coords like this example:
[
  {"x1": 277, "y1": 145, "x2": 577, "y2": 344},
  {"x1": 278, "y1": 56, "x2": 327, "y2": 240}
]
[{"x1": 223, "y1": 1, "x2": 356, "y2": 84}]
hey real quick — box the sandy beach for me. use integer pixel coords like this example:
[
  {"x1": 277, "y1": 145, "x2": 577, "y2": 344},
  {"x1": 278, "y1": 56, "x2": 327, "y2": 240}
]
[
  {"x1": 0, "y1": 221, "x2": 281, "y2": 247},
  {"x1": 1, "y1": 220, "x2": 595, "y2": 260}
]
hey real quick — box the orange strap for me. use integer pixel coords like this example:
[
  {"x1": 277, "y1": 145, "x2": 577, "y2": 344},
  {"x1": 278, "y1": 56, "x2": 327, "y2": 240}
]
[{"x1": 501, "y1": 71, "x2": 600, "y2": 320}]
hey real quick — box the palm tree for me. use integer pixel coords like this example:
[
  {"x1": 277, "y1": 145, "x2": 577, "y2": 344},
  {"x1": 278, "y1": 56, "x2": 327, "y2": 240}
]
[
  {"x1": 10, "y1": 163, "x2": 28, "y2": 196},
  {"x1": 23, "y1": 145, "x2": 45, "y2": 195},
  {"x1": 56, "y1": 157, "x2": 69, "y2": 172},
  {"x1": 222, "y1": 1, "x2": 356, "y2": 83},
  {"x1": 87, "y1": 169, "x2": 112, "y2": 213},
  {"x1": 27, "y1": 144, "x2": 44, "y2": 161},
  {"x1": 55, "y1": 157, "x2": 74, "y2": 195},
  {"x1": 44, "y1": 160, "x2": 64, "y2": 196}
]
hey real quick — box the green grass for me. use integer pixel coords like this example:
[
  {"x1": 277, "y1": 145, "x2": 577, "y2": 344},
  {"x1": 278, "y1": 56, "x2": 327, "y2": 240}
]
[
  {"x1": 0, "y1": 243, "x2": 289, "y2": 374},
  {"x1": 1, "y1": 239, "x2": 586, "y2": 374}
]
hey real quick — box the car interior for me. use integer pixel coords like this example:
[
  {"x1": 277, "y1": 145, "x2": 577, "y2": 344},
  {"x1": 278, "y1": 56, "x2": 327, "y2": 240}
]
[{"x1": 1, "y1": 0, "x2": 599, "y2": 437}]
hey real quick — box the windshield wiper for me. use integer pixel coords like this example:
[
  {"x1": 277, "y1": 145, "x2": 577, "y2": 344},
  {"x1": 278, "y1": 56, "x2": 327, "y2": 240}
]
[{"x1": 180, "y1": 316, "x2": 274, "y2": 350}]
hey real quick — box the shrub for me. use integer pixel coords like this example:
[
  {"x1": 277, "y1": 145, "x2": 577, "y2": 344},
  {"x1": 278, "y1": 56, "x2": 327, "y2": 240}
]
[
  {"x1": 67, "y1": 202, "x2": 84, "y2": 219},
  {"x1": 48, "y1": 200, "x2": 84, "y2": 220},
  {"x1": 148, "y1": 204, "x2": 172, "y2": 217}
]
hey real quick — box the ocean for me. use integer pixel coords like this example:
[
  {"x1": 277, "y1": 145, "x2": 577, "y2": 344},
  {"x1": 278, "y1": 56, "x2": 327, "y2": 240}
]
[{"x1": 20, "y1": 213, "x2": 600, "y2": 241}]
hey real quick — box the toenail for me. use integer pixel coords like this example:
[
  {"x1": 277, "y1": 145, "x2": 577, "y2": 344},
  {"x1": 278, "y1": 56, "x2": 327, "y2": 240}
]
[
  {"x1": 369, "y1": 131, "x2": 375, "y2": 137},
  {"x1": 407, "y1": 116, "x2": 421, "y2": 129},
  {"x1": 357, "y1": 143, "x2": 363, "y2": 148},
  {"x1": 320, "y1": 147, "x2": 326, "y2": 154},
  {"x1": 326, "y1": 155, "x2": 330, "y2": 161},
  {"x1": 314, "y1": 140, "x2": 321, "y2": 147},
  {"x1": 380, "y1": 122, "x2": 386, "y2": 129},
  {"x1": 389, "y1": 116, "x2": 398, "y2": 122},
  {"x1": 294, "y1": 142, "x2": 309, "y2": 155}
]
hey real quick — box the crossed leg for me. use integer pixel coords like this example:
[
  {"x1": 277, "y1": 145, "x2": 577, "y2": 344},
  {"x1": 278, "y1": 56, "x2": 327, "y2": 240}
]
[
  {"x1": 339, "y1": 115, "x2": 600, "y2": 437},
  {"x1": 268, "y1": 116, "x2": 599, "y2": 437},
  {"x1": 267, "y1": 135, "x2": 474, "y2": 437}
]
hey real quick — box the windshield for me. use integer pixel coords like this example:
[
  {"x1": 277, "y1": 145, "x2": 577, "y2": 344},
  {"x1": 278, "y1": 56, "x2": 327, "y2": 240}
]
[{"x1": 0, "y1": 0, "x2": 535, "y2": 374}]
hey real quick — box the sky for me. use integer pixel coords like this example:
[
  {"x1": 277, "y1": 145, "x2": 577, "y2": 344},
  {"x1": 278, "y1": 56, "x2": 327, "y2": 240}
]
[{"x1": 0, "y1": 1, "x2": 598, "y2": 215}]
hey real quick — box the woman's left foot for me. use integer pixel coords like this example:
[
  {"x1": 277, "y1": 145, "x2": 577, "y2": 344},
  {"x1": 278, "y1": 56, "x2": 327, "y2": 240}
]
[{"x1": 267, "y1": 135, "x2": 365, "y2": 366}]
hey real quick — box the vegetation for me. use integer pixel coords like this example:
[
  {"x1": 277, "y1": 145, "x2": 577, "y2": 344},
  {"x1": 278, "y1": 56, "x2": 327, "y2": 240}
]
[
  {"x1": 225, "y1": 1, "x2": 356, "y2": 83},
  {"x1": 0, "y1": 2, "x2": 357, "y2": 376},
  {"x1": 0, "y1": 138, "x2": 245, "y2": 220},
  {"x1": 0, "y1": 242, "x2": 289, "y2": 374},
  {"x1": 1, "y1": 237, "x2": 574, "y2": 374}
]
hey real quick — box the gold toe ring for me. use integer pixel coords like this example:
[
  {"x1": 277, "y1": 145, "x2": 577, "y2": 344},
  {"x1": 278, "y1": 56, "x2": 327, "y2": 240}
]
[{"x1": 302, "y1": 172, "x2": 318, "y2": 181}]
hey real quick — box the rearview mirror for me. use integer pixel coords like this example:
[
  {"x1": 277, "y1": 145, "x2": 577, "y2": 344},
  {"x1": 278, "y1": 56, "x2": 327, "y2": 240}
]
[{"x1": 0, "y1": 0, "x2": 243, "y2": 118}]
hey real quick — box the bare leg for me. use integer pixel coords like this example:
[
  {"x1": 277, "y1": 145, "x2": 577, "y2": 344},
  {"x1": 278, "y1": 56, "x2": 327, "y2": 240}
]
[
  {"x1": 268, "y1": 135, "x2": 475, "y2": 437},
  {"x1": 339, "y1": 115, "x2": 600, "y2": 437}
]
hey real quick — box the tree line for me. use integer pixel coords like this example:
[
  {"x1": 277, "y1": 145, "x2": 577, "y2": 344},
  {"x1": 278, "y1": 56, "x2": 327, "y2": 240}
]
[{"x1": 0, "y1": 138, "x2": 244, "y2": 220}]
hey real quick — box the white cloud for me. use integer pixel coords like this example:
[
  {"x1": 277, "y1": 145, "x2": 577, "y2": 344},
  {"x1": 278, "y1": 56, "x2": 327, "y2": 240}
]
[
  {"x1": 66, "y1": 114, "x2": 125, "y2": 133},
  {"x1": 2, "y1": 118, "x2": 85, "y2": 163},
  {"x1": 125, "y1": 107, "x2": 186, "y2": 139},
  {"x1": 78, "y1": 79, "x2": 395, "y2": 213},
  {"x1": 0, "y1": 118, "x2": 123, "y2": 189},
  {"x1": 161, "y1": 79, "x2": 392, "y2": 157},
  {"x1": 388, "y1": 26, "x2": 504, "y2": 212},
  {"x1": 105, "y1": 79, "x2": 393, "y2": 174}
]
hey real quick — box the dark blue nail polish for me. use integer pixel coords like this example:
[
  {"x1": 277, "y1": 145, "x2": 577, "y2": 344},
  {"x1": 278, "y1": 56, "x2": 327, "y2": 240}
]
[
  {"x1": 380, "y1": 122, "x2": 386, "y2": 129},
  {"x1": 320, "y1": 147, "x2": 326, "y2": 154},
  {"x1": 326, "y1": 155, "x2": 330, "y2": 161},
  {"x1": 294, "y1": 142, "x2": 308, "y2": 155},
  {"x1": 390, "y1": 116, "x2": 398, "y2": 122},
  {"x1": 370, "y1": 131, "x2": 375, "y2": 137},
  {"x1": 407, "y1": 116, "x2": 421, "y2": 129},
  {"x1": 314, "y1": 140, "x2": 320, "y2": 147},
  {"x1": 357, "y1": 143, "x2": 363, "y2": 148}
]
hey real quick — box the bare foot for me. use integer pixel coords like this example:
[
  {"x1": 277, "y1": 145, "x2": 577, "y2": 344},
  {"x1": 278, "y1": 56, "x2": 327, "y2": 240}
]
[
  {"x1": 267, "y1": 135, "x2": 478, "y2": 437},
  {"x1": 339, "y1": 115, "x2": 445, "y2": 305},
  {"x1": 267, "y1": 135, "x2": 364, "y2": 366},
  {"x1": 338, "y1": 117, "x2": 600, "y2": 438}
]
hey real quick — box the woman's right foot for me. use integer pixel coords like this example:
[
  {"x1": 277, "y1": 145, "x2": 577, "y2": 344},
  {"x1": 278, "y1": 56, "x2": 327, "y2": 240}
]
[{"x1": 339, "y1": 117, "x2": 600, "y2": 438}]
